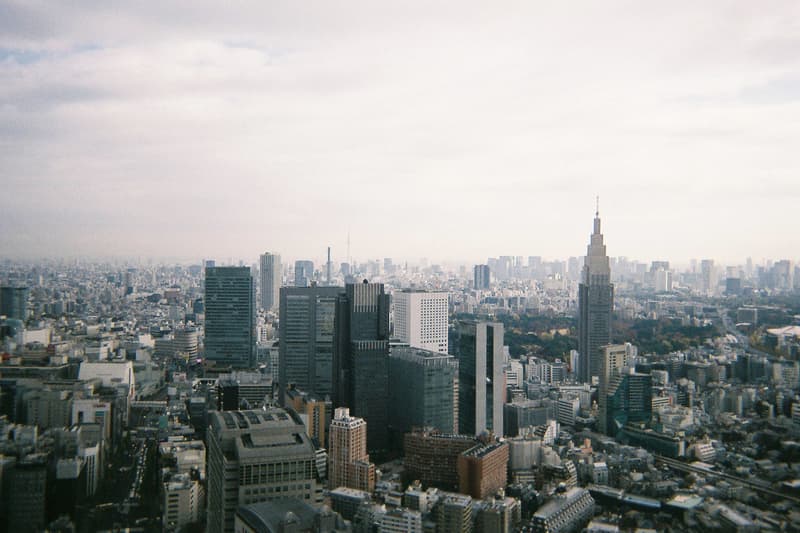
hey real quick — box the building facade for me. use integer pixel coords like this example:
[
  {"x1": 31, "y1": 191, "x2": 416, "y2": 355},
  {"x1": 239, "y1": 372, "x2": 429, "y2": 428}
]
[
  {"x1": 328, "y1": 407, "x2": 375, "y2": 493},
  {"x1": 279, "y1": 286, "x2": 341, "y2": 399},
  {"x1": 294, "y1": 260, "x2": 314, "y2": 287},
  {"x1": 577, "y1": 208, "x2": 614, "y2": 384},
  {"x1": 333, "y1": 282, "x2": 391, "y2": 452},
  {"x1": 204, "y1": 266, "x2": 256, "y2": 369},
  {"x1": 393, "y1": 289, "x2": 449, "y2": 353},
  {"x1": 454, "y1": 320, "x2": 505, "y2": 436},
  {"x1": 457, "y1": 441, "x2": 509, "y2": 500},
  {"x1": 206, "y1": 408, "x2": 319, "y2": 533},
  {"x1": 403, "y1": 430, "x2": 477, "y2": 491},
  {"x1": 473, "y1": 265, "x2": 491, "y2": 290},
  {"x1": 529, "y1": 486, "x2": 595, "y2": 533},
  {"x1": 597, "y1": 343, "x2": 636, "y2": 435},
  {"x1": 389, "y1": 346, "x2": 459, "y2": 436},
  {"x1": 259, "y1": 252, "x2": 281, "y2": 311}
]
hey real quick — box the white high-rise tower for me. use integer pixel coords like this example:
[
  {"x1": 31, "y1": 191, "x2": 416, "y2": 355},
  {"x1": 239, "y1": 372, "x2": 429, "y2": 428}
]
[
  {"x1": 393, "y1": 289, "x2": 449, "y2": 353},
  {"x1": 259, "y1": 252, "x2": 281, "y2": 311}
]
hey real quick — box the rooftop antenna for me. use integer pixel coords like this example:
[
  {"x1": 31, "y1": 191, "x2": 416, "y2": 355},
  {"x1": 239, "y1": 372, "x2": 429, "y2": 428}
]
[
  {"x1": 595, "y1": 195, "x2": 600, "y2": 217},
  {"x1": 347, "y1": 230, "x2": 351, "y2": 265}
]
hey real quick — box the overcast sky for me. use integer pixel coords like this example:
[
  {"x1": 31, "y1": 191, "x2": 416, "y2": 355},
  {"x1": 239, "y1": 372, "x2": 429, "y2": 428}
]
[{"x1": 1, "y1": 2, "x2": 798, "y2": 265}]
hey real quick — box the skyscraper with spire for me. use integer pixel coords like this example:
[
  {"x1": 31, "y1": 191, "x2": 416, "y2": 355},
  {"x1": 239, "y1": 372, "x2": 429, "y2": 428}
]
[{"x1": 577, "y1": 200, "x2": 614, "y2": 384}]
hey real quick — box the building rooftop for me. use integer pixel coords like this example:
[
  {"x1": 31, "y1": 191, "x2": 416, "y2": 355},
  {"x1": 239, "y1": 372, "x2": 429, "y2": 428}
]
[
  {"x1": 209, "y1": 408, "x2": 316, "y2": 461},
  {"x1": 665, "y1": 493, "x2": 704, "y2": 510},
  {"x1": 534, "y1": 487, "x2": 591, "y2": 520},
  {"x1": 236, "y1": 499, "x2": 331, "y2": 533}
]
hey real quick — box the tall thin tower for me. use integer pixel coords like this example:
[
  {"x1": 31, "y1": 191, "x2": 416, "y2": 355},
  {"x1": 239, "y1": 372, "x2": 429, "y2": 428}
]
[
  {"x1": 577, "y1": 199, "x2": 614, "y2": 384},
  {"x1": 259, "y1": 252, "x2": 281, "y2": 311},
  {"x1": 326, "y1": 246, "x2": 333, "y2": 285}
]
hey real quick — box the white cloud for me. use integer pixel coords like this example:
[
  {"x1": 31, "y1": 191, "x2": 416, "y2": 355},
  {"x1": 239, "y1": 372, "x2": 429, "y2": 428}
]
[{"x1": 1, "y1": 1, "x2": 799, "y2": 263}]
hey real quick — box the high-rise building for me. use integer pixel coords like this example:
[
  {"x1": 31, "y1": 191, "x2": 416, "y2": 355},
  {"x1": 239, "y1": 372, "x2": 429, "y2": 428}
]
[
  {"x1": 328, "y1": 407, "x2": 375, "y2": 492},
  {"x1": 294, "y1": 260, "x2": 315, "y2": 287},
  {"x1": 0, "y1": 286, "x2": 28, "y2": 320},
  {"x1": 204, "y1": 266, "x2": 256, "y2": 369},
  {"x1": 206, "y1": 408, "x2": 319, "y2": 533},
  {"x1": 388, "y1": 346, "x2": 459, "y2": 436},
  {"x1": 473, "y1": 265, "x2": 491, "y2": 290},
  {"x1": 333, "y1": 282, "x2": 390, "y2": 452},
  {"x1": 597, "y1": 343, "x2": 637, "y2": 435},
  {"x1": 279, "y1": 286, "x2": 341, "y2": 399},
  {"x1": 393, "y1": 290, "x2": 449, "y2": 353},
  {"x1": 4, "y1": 455, "x2": 48, "y2": 532},
  {"x1": 700, "y1": 259, "x2": 716, "y2": 294},
  {"x1": 259, "y1": 252, "x2": 281, "y2": 311},
  {"x1": 326, "y1": 247, "x2": 333, "y2": 285},
  {"x1": 454, "y1": 320, "x2": 505, "y2": 436},
  {"x1": 577, "y1": 206, "x2": 614, "y2": 384},
  {"x1": 604, "y1": 369, "x2": 652, "y2": 437}
]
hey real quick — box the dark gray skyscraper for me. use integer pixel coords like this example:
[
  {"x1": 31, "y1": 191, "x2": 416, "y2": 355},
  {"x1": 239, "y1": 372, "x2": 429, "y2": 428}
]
[
  {"x1": 454, "y1": 320, "x2": 504, "y2": 436},
  {"x1": 578, "y1": 206, "x2": 614, "y2": 384},
  {"x1": 278, "y1": 286, "x2": 341, "y2": 400},
  {"x1": 0, "y1": 286, "x2": 28, "y2": 321},
  {"x1": 259, "y1": 252, "x2": 281, "y2": 311},
  {"x1": 204, "y1": 266, "x2": 256, "y2": 369},
  {"x1": 333, "y1": 281, "x2": 390, "y2": 452},
  {"x1": 473, "y1": 265, "x2": 490, "y2": 290},
  {"x1": 388, "y1": 346, "x2": 459, "y2": 437}
]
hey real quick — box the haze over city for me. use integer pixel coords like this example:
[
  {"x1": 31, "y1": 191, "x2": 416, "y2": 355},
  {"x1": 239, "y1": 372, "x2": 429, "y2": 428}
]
[
  {"x1": 2, "y1": 2, "x2": 799, "y2": 263},
  {"x1": 5, "y1": 4, "x2": 800, "y2": 532}
]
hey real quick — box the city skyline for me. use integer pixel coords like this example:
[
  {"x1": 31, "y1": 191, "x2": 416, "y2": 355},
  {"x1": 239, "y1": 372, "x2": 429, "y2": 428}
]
[{"x1": 2, "y1": 3, "x2": 799, "y2": 262}]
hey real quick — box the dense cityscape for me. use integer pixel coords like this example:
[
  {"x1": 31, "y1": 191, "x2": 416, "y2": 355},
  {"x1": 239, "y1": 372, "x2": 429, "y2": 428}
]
[{"x1": 2, "y1": 209, "x2": 800, "y2": 532}]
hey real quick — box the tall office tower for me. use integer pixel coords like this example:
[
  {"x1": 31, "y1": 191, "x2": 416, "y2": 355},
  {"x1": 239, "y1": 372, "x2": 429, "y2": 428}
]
[
  {"x1": 597, "y1": 343, "x2": 637, "y2": 435},
  {"x1": 204, "y1": 266, "x2": 256, "y2": 369},
  {"x1": 701, "y1": 259, "x2": 716, "y2": 294},
  {"x1": 206, "y1": 408, "x2": 320, "y2": 533},
  {"x1": 327, "y1": 407, "x2": 375, "y2": 492},
  {"x1": 577, "y1": 206, "x2": 614, "y2": 384},
  {"x1": 388, "y1": 346, "x2": 459, "y2": 436},
  {"x1": 294, "y1": 260, "x2": 315, "y2": 287},
  {"x1": 0, "y1": 286, "x2": 28, "y2": 320},
  {"x1": 259, "y1": 252, "x2": 281, "y2": 311},
  {"x1": 333, "y1": 281, "x2": 391, "y2": 452},
  {"x1": 454, "y1": 320, "x2": 505, "y2": 436},
  {"x1": 393, "y1": 289, "x2": 449, "y2": 353},
  {"x1": 279, "y1": 286, "x2": 341, "y2": 400},
  {"x1": 604, "y1": 370, "x2": 652, "y2": 437},
  {"x1": 473, "y1": 265, "x2": 491, "y2": 290}
]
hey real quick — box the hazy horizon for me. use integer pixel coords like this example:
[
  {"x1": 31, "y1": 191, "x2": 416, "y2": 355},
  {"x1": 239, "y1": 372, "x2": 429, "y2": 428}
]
[{"x1": 2, "y1": 2, "x2": 799, "y2": 263}]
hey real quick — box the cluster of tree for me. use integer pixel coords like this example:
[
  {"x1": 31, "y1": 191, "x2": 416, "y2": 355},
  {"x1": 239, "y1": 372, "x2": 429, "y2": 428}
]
[
  {"x1": 454, "y1": 313, "x2": 719, "y2": 359},
  {"x1": 614, "y1": 318, "x2": 718, "y2": 355},
  {"x1": 467, "y1": 313, "x2": 578, "y2": 358}
]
